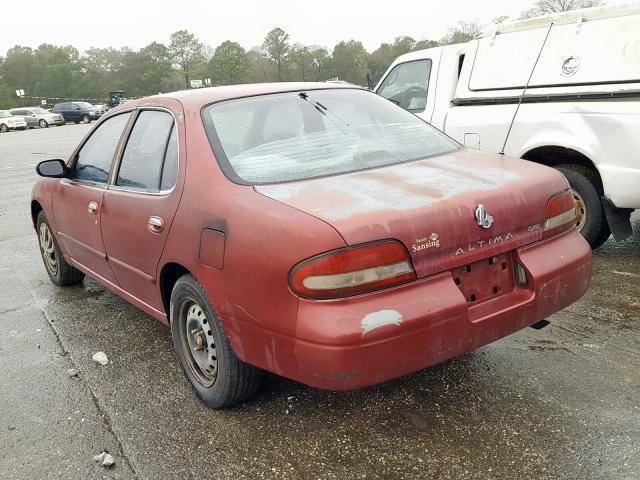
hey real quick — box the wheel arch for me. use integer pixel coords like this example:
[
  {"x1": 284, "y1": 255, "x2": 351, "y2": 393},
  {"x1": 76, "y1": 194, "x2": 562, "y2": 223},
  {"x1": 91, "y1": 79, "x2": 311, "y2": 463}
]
[
  {"x1": 158, "y1": 262, "x2": 192, "y2": 320},
  {"x1": 31, "y1": 200, "x2": 44, "y2": 229},
  {"x1": 521, "y1": 145, "x2": 604, "y2": 193}
]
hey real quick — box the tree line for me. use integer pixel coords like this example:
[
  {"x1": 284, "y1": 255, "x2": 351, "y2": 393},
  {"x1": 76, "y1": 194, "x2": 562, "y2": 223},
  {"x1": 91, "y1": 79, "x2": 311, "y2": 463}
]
[{"x1": 0, "y1": 0, "x2": 600, "y2": 109}]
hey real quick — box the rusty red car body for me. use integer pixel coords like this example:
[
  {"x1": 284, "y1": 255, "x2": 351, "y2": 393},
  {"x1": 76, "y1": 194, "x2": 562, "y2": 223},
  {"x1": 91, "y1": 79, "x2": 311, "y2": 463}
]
[{"x1": 31, "y1": 83, "x2": 592, "y2": 402}]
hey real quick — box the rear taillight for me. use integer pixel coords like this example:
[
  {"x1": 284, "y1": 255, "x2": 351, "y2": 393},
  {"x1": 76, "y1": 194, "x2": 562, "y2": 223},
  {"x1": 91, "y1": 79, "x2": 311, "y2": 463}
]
[
  {"x1": 289, "y1": 240, "x2": 416, "y2": 299},
  {"x1": 543, "y1": 189, "x2": 577, "y2": 238}
]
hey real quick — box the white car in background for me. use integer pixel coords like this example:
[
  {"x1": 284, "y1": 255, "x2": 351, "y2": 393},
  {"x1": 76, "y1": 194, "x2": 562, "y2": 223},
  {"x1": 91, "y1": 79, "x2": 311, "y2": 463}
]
[
  {"x1": 0, "y1": 110, "x2": 27, "y2": 132},
  {"x1": 377, "y1": 4, "x2": 640, "y2": 249}
]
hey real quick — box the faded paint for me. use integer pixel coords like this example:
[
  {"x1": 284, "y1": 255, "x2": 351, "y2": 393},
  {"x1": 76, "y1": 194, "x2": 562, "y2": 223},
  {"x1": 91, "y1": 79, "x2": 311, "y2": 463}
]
[
  {"x1": 361, "y1": 309, "x2": 404, "y2": 336},
  {"x1": 257, "y1": 156, "x2": 521, "y2": 222}
]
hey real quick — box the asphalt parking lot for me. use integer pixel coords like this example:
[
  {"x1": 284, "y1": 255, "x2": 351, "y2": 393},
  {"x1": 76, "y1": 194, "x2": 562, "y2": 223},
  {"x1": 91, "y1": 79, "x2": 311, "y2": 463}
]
[{"x1": 1, "y1": 124, "x2": 639, "y2": 480}]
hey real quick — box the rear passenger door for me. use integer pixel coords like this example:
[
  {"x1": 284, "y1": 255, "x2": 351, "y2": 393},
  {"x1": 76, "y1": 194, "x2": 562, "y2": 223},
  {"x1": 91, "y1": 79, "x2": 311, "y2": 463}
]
[
  {"x1": 101, "y1": 107, "x2": 183, "y2": 310},
  {"x1": 69, "y1": 103, "x2": 82, "y2": 122}
]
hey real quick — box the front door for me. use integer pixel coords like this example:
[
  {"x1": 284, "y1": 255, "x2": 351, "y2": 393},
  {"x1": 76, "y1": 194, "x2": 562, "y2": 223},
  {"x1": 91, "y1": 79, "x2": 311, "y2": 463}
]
[
  {"x1": 53, "y1": 112, "x2": 132, "y2": 284},
  {"x1": 101, "y1": 107, "x2": 183, "y2": 309}
]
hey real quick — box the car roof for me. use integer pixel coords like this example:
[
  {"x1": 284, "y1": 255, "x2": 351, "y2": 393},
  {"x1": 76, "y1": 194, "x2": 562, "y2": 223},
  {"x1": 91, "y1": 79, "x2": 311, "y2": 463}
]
[{"x1": 151, "y1": 82, "x2": 363, "y2": 109}]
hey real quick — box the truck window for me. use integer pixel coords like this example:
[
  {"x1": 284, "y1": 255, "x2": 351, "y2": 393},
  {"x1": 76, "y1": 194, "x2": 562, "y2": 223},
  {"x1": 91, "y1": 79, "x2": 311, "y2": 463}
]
[
  {"x1": 377, "y1": 59, "x2": 432, "y2": 113},
  {"x1": 458, "y1": 54, "x2": 466, "y2": 78}
]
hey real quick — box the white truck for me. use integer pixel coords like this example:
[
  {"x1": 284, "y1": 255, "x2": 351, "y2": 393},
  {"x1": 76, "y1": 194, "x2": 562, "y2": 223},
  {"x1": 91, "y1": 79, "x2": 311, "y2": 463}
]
[{"x1": 375, "y1": 4, "x2": 640, "y2": 248}]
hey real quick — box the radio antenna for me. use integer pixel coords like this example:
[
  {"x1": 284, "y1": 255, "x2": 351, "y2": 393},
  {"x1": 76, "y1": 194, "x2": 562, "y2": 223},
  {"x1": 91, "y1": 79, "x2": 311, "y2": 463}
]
[{"x1": 500, "y1": 22, "x2": 554, "y2": 155}]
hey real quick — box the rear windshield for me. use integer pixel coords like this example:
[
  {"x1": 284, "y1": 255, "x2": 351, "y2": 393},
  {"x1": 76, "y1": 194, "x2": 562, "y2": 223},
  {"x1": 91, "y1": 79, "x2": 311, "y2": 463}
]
[{"x1": 202, "y1": 88, "x2": 459, "y2": 184}]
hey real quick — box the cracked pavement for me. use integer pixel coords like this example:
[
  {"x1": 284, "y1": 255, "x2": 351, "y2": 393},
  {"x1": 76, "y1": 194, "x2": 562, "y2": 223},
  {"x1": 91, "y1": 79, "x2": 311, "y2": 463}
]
[{"x1": 1, "y1": 124, "x2": 639, "y2": 479}]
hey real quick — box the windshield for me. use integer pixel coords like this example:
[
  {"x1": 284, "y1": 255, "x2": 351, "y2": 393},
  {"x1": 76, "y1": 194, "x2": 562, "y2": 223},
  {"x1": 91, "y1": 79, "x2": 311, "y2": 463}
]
[
  {"x1": 76, "y1": 102, "x2": 94, "y2": 109},
  {"x1": 203, "y1": 89, "x2": 458, "y2": 185},
  {"x1": 0, "y1": 111, "x2": 10, "y2": 118},
  {"x1": 31, "y1": 107, "x2": 48, "y2": 114}
]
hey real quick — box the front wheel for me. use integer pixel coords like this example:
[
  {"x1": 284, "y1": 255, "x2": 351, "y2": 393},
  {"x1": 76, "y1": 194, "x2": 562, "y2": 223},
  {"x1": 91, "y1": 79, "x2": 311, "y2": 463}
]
[
  {"x1": 39, "y1": 119, "x2": 48, "y2": 128},
  {"x1": 81, "y1": 114, "x2": 90, "y2": 124},
  {"x1": 555, "y1": 164, "x2": 610, "y2": 249},
  {"x1": 36, "y1": 211, "x2": 85, "y2": 286},
  {"x1": 170, "y1": 275, "x2": 262, "y2": 408}
]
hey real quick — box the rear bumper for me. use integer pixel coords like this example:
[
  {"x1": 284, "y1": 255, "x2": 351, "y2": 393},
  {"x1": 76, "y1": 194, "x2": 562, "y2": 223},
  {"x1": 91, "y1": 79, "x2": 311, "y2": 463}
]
[{"x1": 242, "y1": 229, "x2": 592, "y2": 390}]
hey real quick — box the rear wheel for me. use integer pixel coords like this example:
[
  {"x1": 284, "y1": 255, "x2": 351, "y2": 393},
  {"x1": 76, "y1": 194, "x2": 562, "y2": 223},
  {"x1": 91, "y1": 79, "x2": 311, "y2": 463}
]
[
  {"x1": 0, "y1": 123, "x2": 7, "y2": 133},
  {"x1": 39, "y1": 119, "x2": 48, "y2": 128},
  {"x1": 36, "y1": 211, "x2": 85, "y2": 286},
  {"x1": 170, "y1": 275, "x2": 262, "y2": 408},
  {"x1": 555, "y1": 164, "x2": 610, "y2": 249}
]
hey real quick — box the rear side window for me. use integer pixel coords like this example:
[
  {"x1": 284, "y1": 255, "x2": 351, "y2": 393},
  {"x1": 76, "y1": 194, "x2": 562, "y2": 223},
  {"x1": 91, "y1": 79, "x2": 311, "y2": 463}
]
[
  {"x1": 160, "y1": 127, "x2": 179, "y2": 191},
  {"x1": 73, "y1": 113, "x2": 131, "y2": 184},
  {"x1": 377, "y1": 59, "x2": 432, "y2": 113},
  {"x1": 116, "y1": 110, "x2": 177, "y2": 192}
]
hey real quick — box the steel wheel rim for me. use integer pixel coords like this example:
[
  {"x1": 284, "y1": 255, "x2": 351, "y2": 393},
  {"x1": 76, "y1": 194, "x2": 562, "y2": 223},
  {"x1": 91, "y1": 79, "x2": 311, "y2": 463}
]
[
  {"x1": 573, "y1": 190, "x2": 587, "y2": 233},
  {"x1": 83, "y1": 116, "x2": 90, "y2": 123},
  {"x1": 0, "y1": 124, "x2": 7, "y2": 133},
  {"x1": 39, "y1": 223, "x2": 58, "y2": 276},
  {"x1": 180, "y1": 299, "x2": 217, "y2": 386},
  {"x1": 39, "y1": 119, "x2": 47, "y2": 128}
]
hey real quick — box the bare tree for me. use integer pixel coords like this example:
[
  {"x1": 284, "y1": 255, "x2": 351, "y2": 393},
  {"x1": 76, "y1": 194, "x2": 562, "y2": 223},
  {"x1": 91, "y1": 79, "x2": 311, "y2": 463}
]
[
  {"x1": 440, "y1": 21, "x2": 484, "y2": 45},
  {"x1": 520, "y1": 0, "x2": 602, "y2": 19}
]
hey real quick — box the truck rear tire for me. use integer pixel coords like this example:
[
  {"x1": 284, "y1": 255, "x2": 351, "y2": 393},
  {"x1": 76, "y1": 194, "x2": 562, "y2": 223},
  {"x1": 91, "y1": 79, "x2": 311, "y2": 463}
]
[{"x1": 555, "y1": 164, "x2": 610, "y2": 249}]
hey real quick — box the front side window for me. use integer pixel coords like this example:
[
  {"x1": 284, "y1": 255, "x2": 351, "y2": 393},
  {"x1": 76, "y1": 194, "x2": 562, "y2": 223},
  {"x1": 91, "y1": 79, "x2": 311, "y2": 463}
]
[
  {"x1": 377, "y1": 59, "x2": 432, "y2": 113},
  {"x1": 203, "y1": 88, "x2": 458, "y2": 184},
  {"x1": 116, "y1": 110, "x2": 177, "y2": 192},
  {"x1": 73, "y1": 112, "x2": 131, "y2": 184}
]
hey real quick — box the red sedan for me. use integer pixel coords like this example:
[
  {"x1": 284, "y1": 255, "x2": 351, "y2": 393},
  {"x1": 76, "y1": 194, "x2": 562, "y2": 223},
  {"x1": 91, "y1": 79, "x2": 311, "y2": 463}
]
[{"x1": 31, "y1": 83, "x2": 592, "y2": 407}]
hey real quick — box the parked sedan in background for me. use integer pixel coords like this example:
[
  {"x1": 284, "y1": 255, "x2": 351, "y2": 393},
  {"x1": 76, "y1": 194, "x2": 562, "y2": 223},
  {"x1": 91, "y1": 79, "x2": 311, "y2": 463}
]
[
  {"x1": 52, "y1": 101, "x2": 95, "y2": 124},
  {"x1": 10, "y1": 107, "x2": 65, "y2": 128},
  {"x1": 0, "y1": 110, "x2": 27, "y2": 132},
  {"x1": 31, "y1": 83, "x2": 592, "y2": 408}
]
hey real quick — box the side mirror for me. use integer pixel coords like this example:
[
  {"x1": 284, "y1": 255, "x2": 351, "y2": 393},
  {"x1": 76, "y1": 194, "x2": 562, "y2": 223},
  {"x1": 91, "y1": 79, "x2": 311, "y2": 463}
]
[
  {"x1": 366, "y1": 73, "x2": 374, "y2": 91},
  {"x1": 36, "y1": 159, "x2": 68, "y2": 178}
]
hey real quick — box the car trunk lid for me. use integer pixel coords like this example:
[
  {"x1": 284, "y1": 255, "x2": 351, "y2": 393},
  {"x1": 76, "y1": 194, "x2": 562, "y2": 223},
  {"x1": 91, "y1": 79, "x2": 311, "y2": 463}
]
[{"x1": 255, "y1": 149, "x2": 569, "y2": 278}]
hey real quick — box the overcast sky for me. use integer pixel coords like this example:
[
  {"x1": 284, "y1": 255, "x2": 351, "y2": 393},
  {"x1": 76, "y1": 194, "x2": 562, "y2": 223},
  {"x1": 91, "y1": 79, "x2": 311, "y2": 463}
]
[{"x1": 2, "y1": 0, "x2": 629, "y2": 55}]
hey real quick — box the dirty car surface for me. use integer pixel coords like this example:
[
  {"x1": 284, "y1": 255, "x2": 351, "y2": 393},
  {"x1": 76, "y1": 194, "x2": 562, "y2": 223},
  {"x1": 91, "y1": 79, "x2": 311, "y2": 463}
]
[{"x1": 31, "y1": 83, "x2": 593, "y2": 407}]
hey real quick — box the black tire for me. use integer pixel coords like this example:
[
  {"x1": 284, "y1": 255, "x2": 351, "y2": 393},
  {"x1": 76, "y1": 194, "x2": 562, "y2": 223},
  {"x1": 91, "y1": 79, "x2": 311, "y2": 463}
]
[
  {"x1": 170, "y1": 274, "x2": 262, "y2": 408},
  {"x1": 81, "y1": 114, "x2": 91, "y2": 124},
  {"x1": 36, "y1": 211, "x2": 85, "y2": 286},
  {"x1": 39, "y1": 119, "x2": 48, "y2": 128},
  {"x1": 0, "y1": 123, "x2": 7, "y2": 133},
  {"x1": 555, "y1": 164, "x2": 610, "y2": 249},
  {"x1": 74, "y1": 120, "x2": 80, "y2": 124}
]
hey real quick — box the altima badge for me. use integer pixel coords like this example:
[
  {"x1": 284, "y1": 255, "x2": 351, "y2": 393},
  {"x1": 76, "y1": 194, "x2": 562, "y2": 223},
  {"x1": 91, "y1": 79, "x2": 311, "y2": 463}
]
[{"x1": 475, "y1": 204, "x2": 493, "y2": 229}]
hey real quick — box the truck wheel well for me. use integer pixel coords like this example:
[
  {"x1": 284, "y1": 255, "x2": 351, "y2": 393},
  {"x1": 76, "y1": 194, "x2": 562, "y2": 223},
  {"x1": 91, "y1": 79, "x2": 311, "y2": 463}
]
[
  {"x1": 159, "y1": 262, "x2": 191, "y2": 320},
  {"x1": 521, "y1": 146, "x2": 603, "y2": 192},
  {"x1": 31, "y1": 200, "x2": 43, "y2": 229}
]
